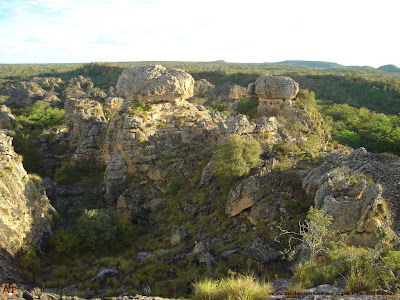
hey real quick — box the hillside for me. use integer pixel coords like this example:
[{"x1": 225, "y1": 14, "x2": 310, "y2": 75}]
[
  {"x1": 1, "y1": 63, "x2": 400, "y2": 299},
  {"x1": 273, "y1": 60, "x2": 343, "y2": 69}
]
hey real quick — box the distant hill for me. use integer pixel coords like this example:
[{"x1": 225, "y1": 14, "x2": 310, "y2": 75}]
[
  {"x1": 273, "y1": 60, "x2": 343, "y2": 69},
  {"x1": 378, "y1": 64, "x2": 400, "y2": 73}
]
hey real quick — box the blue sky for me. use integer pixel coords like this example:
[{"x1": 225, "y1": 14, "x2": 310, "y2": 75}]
[{"x1": 0, "y1": 0, "x2": 399, "y2": 67}]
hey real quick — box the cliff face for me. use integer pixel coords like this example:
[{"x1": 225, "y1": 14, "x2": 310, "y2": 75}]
[{"x1": 0, "y1": 130, "x2": 55, "y2": 282}]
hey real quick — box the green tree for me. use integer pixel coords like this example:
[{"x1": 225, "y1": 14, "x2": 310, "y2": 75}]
[
  {"x1": 275, "y1": 207, "x2": 334, "y2": 266},
  {"x1": 212, "y1": 135, "x2": 262, "y2": 189}
]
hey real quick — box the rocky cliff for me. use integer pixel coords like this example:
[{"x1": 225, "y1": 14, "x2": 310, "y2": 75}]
[{"x1": 0, "y1": 130, "x2": 55, "y2": 283}]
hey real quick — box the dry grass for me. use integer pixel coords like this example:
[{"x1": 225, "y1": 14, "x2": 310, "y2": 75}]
[{"x1": 192, "y1": 273, "x2": 272, "y2": 300}]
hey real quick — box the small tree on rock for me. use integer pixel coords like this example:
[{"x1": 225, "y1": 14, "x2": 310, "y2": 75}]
[{"x1": 275, "y1": 207, "x2": 334, "y2": 266}]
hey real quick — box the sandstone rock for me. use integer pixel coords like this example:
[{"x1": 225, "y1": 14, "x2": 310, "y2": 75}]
[
  {"x1": 254, "y1": 75, "x2": 299, "y2": 99},
  {"x1": 116, "y1": 65, "x2": 194, "y2": 103},
  {"x1": 303, "y1": 148, "x2": 400, "y2": 245},
  {"x1": 209, "y1": 82, "x2": 246, "y2": 102},
  {"x1": 135, "y1": 252, "x2": 152, "y2": 262},
  {"x1": 221, "y1": 249, "x2": 240, "y2": 258},
  {"x1": 198, "y1": 251, "x2": 215, "y2": 269},
  {"x1": 170, "y1": 225, "x2": 188, "y2": 246},
  {"x1": 193, "y1": 79, "x2": 215, "y2": 97},
  {"x1": 226, "y1": 168, "x2": 281, "y2": 216},
  {"x1": 244, "y1": 238, "x2": 279, "y2": 264},
  {"x1": 5, "y1": 81, "x2": 46, "y2": 107},
  {"x1": 91, "y1": 268, "x2": 119, "y2": 282},
  {"x1": 220, "y1": 114, "x2": 256, "y2": 135},
  {"x1": 0, "y1": 130, "x2": 54, "y2": 256},
  {"x1": 0, "y1": 105, "x2": 16, "y2": 130}
]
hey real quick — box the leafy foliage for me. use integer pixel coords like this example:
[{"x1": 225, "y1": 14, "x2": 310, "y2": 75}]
[
  {"x1": 275, "y1": 207, "x2": 334, "y2": 266},
  {"x1": 213, "y1": 135, "x2": 262, "y2": 189},
  {"x1": 54, "y1": 159, "x2": 104, "y2": 186},
  {"x1": 321, "y1": 103, "x2": 400, "y2": 155},
  {"x1": 15, "y1": 100, "x2": 64, "y2": 129}
]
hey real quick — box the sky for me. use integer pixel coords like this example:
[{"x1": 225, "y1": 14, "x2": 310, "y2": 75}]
[{"x1": 0, "y1": 0, "x2": 399, "y2": 67}]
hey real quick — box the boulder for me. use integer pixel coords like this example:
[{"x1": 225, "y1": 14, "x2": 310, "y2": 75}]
[
  {"x1": 116, "y1": 65, "x2": 194, "y2": 103},
  {"x1": 244, "y1": 238, "x2": 279, "y2": 264},
  {"x1": 226, "y1": 168, "x2": 281, "y2": 216},
  {"x1": 254, "y1": 75, "x2": 299, "y2": 99},
  {"x1": 91, "y1": 268, "x2": 119, "y2": 282},
  {"x1": 210, "y1": 82, "x2": 246, "y2": 102},
  {"x1": 170, "y1": 225, "x2": 189, "y2": 246},
  {"x1": 193, "y1": 79, "x2": 214, "y2": 98}
]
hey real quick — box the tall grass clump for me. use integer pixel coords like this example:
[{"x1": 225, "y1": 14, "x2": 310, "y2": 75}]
[{"x1": 193, "y1": 273, "x2": 272, "y2": 300}]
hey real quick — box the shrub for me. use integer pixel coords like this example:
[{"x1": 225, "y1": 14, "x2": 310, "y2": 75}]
[
  {"x1": 17, "y1": 242, "x2": 41, "y2": 280},
  {"x1": 193, "y1": 272, "x2": 273, "y2": 300},
  {"x1": 21, "y1": 100, "x2": 65, "y2": 128},
  {"x1": 297, "y1": 89, "x2": 317, "y2": 109},
  {"x1": 275, "y1": 207, "x2": 334, "y2": 266},
  {"x1": 54, "y1": 159, "x2": 104, "y2": 186},
  {"x1": 76, "y1": 208, "x2": 134, "y2": 253},
  {"x1": 213, "y1": 135, "x2": 261, "y2": 189},
  {"x1": 237, "y1": 98, "x2": 259, "y2": 119},
  {"x1": 50, "y1": 228, "x2": 81, "y2": 255}
]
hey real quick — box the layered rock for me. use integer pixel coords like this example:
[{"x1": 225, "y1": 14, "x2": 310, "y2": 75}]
[
  {"x1": 0, "y1": 130, "x2": 55, "y2": 254},
  {"x1": 254, "y1": 75, "x2": 299, "y2": 100},
  {"x1": 193, "y1": 79, "x2": 215, "y2": 98},
  {"x1": 0, "y1": 105, "x2": 16, "y2": 129},
  {"x1": 64, "y1": 98, "x2": 107, "y2": 163},
  {"x1": 303, "y1": 147, "x2": 399, "y2": 245},
  {"x1": 209, "y1": 82, "x2": 246, "y2": 102},
  {"x1": 5, "y1": 81, "x2": 46, "y2": 107},
  {"x1": 116, "y1": 65, "x2": 194, "y2": 103}
]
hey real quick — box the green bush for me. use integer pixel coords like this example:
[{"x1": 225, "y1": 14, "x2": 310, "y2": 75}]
[
  {"x1": 297, "y1": 89, "x2": 317, "y2": 109},
  {"x1": 54, "y1": 159, "x2": 104, "y2": 186},
  {"x1": 213, "y1": 135, "x2": 261, "y2": 189},
  {"x1": 17, "y1": 242, "x2": 41, "y2": 280},
  {"x1": 17, "y1": 100, "x2": 65, "y2": 129},
  {"x1": 237, "y1": 98, "x2": 259, "y2": 119},
  {"x1": 50, "y1": 228, "x2": 81, "y2": 255},
  {"x1": 76, "y1": 209, "x2": 134, "y2": 253}
]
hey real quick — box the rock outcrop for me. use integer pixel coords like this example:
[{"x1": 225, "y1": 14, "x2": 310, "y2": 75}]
[
  {"x1": 209, "y1": 82, "x2": 246, "y2": 102},
  {"x1": 0, "y1": 130, "x2": 55, "y2": 283},
  {"x1": 303, "y1": 147, "x2": 399, "y2": 246},
  {"x1": 0, "y1": 105, "x2": 16, "y2": 129},
  {"x1": 64, "y1": 98, "x2": 107, "y2": 163},
  {"x1": 193, "y1": 79, "x2": 215, "y2": 98},
  {"x1": 116, "y1": 65, "x2": 195, "y2": 103},
  {"x1": 254, "y1": 75, "x2": 299, "y2": 100},
  {"x1": 0, "y1": 130, "x2": 55, "y2": 254}
]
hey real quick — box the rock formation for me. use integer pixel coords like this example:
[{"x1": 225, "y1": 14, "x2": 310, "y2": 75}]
[
  {"x1": 0, "y1": 105, "x2": 16, "y2": 129},
  {"x1": 254, "y1": 75, "x2": 299, "y2": 100},
  {"x1": 0, "y1": 130, "x2": 55, "y2": 283},
  {"x1": 303, "y1": 147, "x2": 399, "y2": 246},
  {"x1": 116, "y1": 65, "x2": 195, "y2": 103}
]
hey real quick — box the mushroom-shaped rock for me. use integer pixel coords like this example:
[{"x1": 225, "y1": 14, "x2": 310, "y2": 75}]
[
  {"x1": 254, "y1": 75, "x2": 299, "y2": 99},
  {"x1": 116, "y1": 65, "x2": 194, "y2": 103}
]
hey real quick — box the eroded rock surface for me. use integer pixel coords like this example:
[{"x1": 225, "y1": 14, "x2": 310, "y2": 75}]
[
  {"x1": 116, "y1": 65, "x2": 194, "y2": 103},
  {"x1": 254, "y1": 75, "x2": 299, "y2": 100}
]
